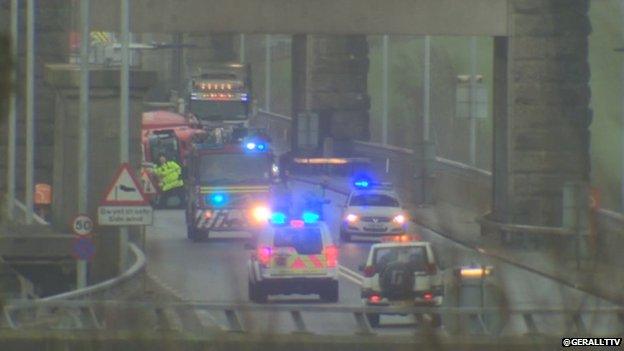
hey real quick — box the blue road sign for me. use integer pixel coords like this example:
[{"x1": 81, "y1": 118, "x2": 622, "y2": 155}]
[{"x1": 72, "y1": 236, "x2": 95, "y2": 261}]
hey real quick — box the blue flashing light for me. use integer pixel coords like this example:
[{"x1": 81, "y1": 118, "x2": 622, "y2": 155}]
[
  {"x1": 257, "y1": 143, "x2": 266, "y2": 151},
  {"x1": 271, "y1": 212, "x2": 287, "y2": 225},
  {"x1": 208, "y1": 193, "x2": 227, "y2": 206},
  {"x1": 354, "y1": 179, "x2": 370, "y2": 189},
  {"x1": 302, "y1": 211, "x2": 320, "y2": 224},
  {"x1": 245, "y1": 142, "x2": 257, "y2": 150}
]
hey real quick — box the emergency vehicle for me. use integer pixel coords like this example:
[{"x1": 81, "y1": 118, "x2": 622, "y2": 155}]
[
  {"x1": 185, "y1": 127, "x2": 277, "y2": 241},
  {"x1": 247, "y1": 212, "x2": 339, "y2": 303},
  {"x1": 359, "y1": 235, "x2": 444, "y2": 327},
  {"x1": 186, "y1": 63, "x2": 253, "y2": 127},
  {"x1": 340, "y1": 179, "x2": 408, "y2": 242}
]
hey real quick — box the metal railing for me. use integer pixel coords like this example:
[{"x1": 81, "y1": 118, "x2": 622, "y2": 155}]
[{"x1": 3, "y1": 299, "x2": 623, "y2": 336}]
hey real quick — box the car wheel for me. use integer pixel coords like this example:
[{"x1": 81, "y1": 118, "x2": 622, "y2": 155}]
[
  {"x1": 319, "y1": 281, "x2": 339, "y2": 302},
  {"x1": 249, "y1": 280, "x2": 268, "y2": 303},
  {"x1": 339, "y1": 229, "x2": 351, "y2": 242},
  {"x1": 366, "y1": 313, "x2": 380, "y2": 328}
]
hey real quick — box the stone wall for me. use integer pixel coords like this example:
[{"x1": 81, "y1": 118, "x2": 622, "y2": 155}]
[
  {"x1": 492, "y1": 0, "x2": 592, "y2": 226},
  {"x1": 292, "y1": 35, "x2": 370, "y2": 154}
]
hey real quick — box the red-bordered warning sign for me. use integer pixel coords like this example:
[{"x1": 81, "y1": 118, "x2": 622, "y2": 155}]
[
  {"x1": 140, "y1": 169, "x2": 157, "y2": 195},
  {"x1": 100, "y1": 163, "x2": 148, "y2": 206}
]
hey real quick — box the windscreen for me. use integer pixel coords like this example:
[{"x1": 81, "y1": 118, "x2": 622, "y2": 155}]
[
  {"x1": 148, "y1": 135, "x2": 179, "y2": 163},
  {"x1": 349, "y1": 194, "x2": 399, "y2": 207},
  {"x1": 273, "y1": 227, "x2": 323, "y2": 255},
  {"x1": 373, "y1": 246, "x2": 428, "y2": 272},
  {"x1": 189, "y1": 100, "x2": 248, "y2": 121},
  {"x1": 199, "y1": 153, "x2": 270, "y2": 185}
]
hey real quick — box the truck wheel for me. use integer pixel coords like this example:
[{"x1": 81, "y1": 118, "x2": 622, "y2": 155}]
[
  {"x1": 366, "y1": 313, "x2": 380, "y2": 328},
  {"x1": 187, "y1": 226, "x2": 207, "y2": 242},
  {"x1": 339, "y1": 229, "x2": 351, "y2": 243},
  {"x1": 319, "y1": 281, "x2": 339, "y2": 302},
  {"x1": 249, "y1": 280, "x2": 267, "y2": 303}
]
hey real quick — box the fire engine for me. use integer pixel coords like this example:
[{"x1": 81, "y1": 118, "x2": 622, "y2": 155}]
[
  {"x1": 185, "y1": 127, "x2": 278, "y2": 241},
  {"x1": 186, "y1": 63, "x2": 253, "y2": 127}
]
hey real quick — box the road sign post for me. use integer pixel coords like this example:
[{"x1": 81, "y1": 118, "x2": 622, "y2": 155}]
[{"x1": 71, "y1": 214, "x2": 94, "y2": 288}]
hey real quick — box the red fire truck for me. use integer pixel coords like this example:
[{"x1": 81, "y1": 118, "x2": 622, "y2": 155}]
[{"x1": 185, "y1": 128, "x2": 278, "y2": 242}]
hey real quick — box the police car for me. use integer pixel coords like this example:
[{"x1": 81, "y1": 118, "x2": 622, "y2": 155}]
[
  {"x1": 340, "y1": 180, "x2": 408, "y2": 242},
  {"x1": 247, "y1": 212, "x2": 339, "y2": 303},
  {"x1": 359, "y1": 235, "x2": 443, "y2": 327}
]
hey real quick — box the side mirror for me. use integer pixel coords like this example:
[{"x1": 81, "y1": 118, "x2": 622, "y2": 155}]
[{"x1": 358, "y1": 264, "x2": 365, "y2": 272}]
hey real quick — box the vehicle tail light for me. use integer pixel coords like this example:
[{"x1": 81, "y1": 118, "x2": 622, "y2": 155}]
[
  {"x1": 363, "y1": 266, "x2": 376, "y2": 277},
  {"x1": 258, "y1": 246, "x2": 273, "y2": 267},
  {"x1": 425, "y1": 263, "x2": 437, "y2": 275},
  {"x1": 423, "y1": 292, "x2": 433, "y2": 302},
  {"x1": 369, "y1": 294, "x2": 381, "y2": 303},
  {"x1": 325, "y1": 245, "x2": 338, "y2": 268}
]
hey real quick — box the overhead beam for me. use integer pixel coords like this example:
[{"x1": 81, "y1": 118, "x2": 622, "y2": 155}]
[{"x1": 91, "y1": 0, "x2": 508, "y2": 36}]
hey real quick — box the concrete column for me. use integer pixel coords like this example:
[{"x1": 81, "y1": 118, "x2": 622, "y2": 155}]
[
  {"x1": 46, "y1": 65, "x2": 155, "y2": 281},
  {"x1": 291, "y1": 35, "x2": 370, "y2": 155},
  {"x1": 491, "y1": 0, "x2": 591, "y2": 227}
]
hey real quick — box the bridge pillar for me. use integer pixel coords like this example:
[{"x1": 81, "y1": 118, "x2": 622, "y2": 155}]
[
  {"x1": 291, "y1": 35, "x2": 370, "y2": 155},
  {"x1": 491, "y1": 0, "x2": 591, "y2": 228},
  {"x1": 45, "y1": 65, "x2": 155, "y2": 282}
]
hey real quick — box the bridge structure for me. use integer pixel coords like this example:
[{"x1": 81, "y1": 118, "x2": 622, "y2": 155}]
[{"x1": 1, "y1": 0, "x2": 621, "y2": 349}]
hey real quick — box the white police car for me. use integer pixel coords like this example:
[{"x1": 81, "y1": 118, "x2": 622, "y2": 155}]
[
  {"x1": 340, "y1": 180, "x2": 408, "y2": 242},
  {"x1": 359, "y1": 235, "x2": 443, "y2": 327},
  {"x1": 247, "y1": 212, "x2": 339, "y2": 303}
]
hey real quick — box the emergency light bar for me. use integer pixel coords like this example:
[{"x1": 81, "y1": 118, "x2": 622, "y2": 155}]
[
  {"x1": 293, "y1": 158, "x2": 349, "y2": 165},
  {"x1": 270, "y1": 211, "x2": 320, "y2": 226},
  {"x1": 353, "y1": 178, "x2": 393, "y2": 190}
]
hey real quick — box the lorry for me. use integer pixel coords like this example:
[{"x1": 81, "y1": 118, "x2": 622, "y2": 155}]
[{"x1": 186, "y1": 63, "x2": 254, "y2": 127}]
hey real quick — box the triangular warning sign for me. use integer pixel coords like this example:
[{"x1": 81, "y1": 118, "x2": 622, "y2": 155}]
[
  {"x1": 140, "y1": 170, "x2": 157, "y2": 195},
  {"x1": 100, "y1": 163, "x2": 148, "y2": 205}
]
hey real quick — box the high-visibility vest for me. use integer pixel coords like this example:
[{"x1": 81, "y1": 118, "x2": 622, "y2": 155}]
[{"x1": 154, "y1": 161, "x2": 184, "y2": 192}]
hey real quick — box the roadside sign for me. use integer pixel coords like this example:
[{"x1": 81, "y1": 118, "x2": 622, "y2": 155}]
[
  {"x1": 98, "y1": 163, "x2": 153, "y2": 226},
  {"x1": 72, "y1": 236, "x2": 96, "y2": 261},
  {"x1": 101, "y1": 163, "x2": 148, "y2": 206},
  {"x1": 71, "y1": 214, "x2": 94, "y2": 236},
  {"x1": 140, "y1": 170, "x2": 157, "y2": 195},
  {"x1": 98, "y1": 206, "x2": 153, "y2": 226}
]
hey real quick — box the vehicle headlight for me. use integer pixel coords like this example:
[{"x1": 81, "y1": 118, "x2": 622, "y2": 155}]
[
  {"x1": 251, "y1": 205, "x2": 271, "y2": 222},
  {"x1": 345, "y1": 214, "x2": 358, "y2": 223},
  {"x1": 393, "y1": 214, "x2": 406, "y2": 224}
]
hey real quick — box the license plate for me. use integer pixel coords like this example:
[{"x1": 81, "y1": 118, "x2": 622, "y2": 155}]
[{"x1": 364, "y1": 224, "x2": 385, "y2": 231}]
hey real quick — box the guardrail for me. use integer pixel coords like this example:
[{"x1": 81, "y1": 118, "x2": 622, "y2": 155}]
[
  {"x1": 3, "y1": 299, "x2": 622, "y2": 336},
  {"x1": 41, "y1": 243, "x2": 145, "y2": 302}
]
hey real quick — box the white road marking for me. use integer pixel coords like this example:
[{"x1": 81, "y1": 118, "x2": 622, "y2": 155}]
[{"x1": 338, "y1": 264, "x2": 364, "y2": 286}]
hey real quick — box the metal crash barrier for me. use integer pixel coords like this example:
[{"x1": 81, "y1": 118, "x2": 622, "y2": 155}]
[{"x1": 3, "y1": 299, "x2": 624, "y2": 336}]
